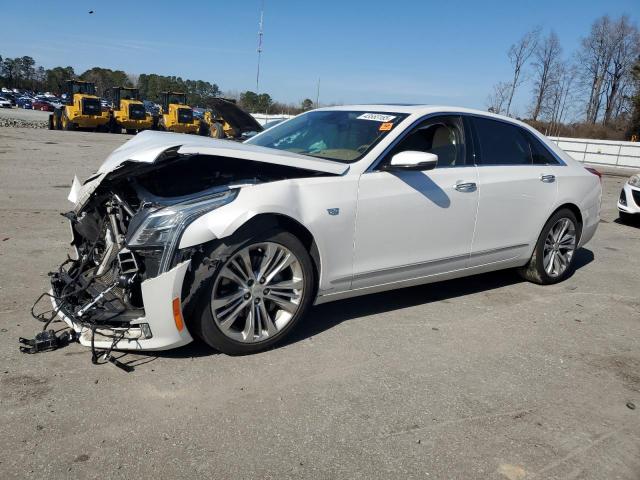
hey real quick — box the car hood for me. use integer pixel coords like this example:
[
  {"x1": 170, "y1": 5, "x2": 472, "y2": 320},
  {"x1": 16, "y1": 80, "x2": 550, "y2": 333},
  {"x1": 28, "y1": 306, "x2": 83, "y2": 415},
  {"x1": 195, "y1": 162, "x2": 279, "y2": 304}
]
[
  {"x1": 69, "y1": 130, "x2": 349, "y2": 207},
  {"x1": 97, "y1": 130, "x2": 348, "y2": 175}
]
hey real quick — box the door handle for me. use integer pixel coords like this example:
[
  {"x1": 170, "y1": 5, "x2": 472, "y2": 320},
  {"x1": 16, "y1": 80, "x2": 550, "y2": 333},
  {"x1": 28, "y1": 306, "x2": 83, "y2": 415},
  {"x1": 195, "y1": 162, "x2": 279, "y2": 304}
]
[
  {"x1": 540, "y1": 174, "x2": 556, "y2": 183},
  {"x1": 454, "y1": 182, "x2": 477, "y2": 192}
]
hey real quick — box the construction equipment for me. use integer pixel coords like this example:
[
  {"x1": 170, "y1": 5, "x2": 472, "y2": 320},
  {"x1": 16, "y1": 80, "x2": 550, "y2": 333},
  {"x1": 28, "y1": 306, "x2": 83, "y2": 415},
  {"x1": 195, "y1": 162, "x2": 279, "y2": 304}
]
[
  {"x1": 49, "y1": 80, "x2": 110, "y2": 131},
  {"x1": 108, "y1": 87, "x2": 154, "y2": 134},
  {"x1": 200, "y1": 98, "x2": 264, "y2": 140},
  {"x1": 157, "y1": 92, "x2": 200, "y2": 134}
]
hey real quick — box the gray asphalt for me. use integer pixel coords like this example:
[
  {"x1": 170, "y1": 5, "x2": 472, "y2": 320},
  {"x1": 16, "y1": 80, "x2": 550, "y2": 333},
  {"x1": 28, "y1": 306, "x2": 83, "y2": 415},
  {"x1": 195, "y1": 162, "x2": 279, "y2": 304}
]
[{"x1": 1, "y1": 128, "x2": 639, "y2": 480}]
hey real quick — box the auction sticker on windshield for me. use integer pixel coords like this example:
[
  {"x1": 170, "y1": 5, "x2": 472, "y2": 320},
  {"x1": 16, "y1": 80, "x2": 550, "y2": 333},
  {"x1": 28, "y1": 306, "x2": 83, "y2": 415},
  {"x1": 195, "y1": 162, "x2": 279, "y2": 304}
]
[{"x1": 357, "y1": 113, "x2": 397, "y2": 122}]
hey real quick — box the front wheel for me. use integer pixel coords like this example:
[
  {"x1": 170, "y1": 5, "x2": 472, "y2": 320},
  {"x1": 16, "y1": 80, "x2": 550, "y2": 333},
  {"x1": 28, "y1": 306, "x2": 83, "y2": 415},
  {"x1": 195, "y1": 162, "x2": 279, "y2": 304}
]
[
  {"x1": 189, "y1": 229, "x2": 315, "y2": 355},
  {"x1": 518, "y1": 209, "x2": 580, "y2": 284}
]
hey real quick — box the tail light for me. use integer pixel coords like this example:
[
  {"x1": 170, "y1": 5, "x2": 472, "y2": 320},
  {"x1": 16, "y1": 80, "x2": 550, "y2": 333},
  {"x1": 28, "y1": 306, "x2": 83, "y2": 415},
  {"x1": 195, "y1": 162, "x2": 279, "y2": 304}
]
[{"x1": 584, "y1": 167, "x2": 602, "y2": 182}]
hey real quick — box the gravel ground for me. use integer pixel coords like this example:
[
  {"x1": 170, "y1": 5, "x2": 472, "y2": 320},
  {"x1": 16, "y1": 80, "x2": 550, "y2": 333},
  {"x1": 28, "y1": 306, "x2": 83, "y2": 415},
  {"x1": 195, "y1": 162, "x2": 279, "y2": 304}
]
[
  {"x1": 0, "y1": 128, "x2": 639, "y2": 480},
  {"x1": 0, "y1": 107, "x2": 50, "y2": 128}
]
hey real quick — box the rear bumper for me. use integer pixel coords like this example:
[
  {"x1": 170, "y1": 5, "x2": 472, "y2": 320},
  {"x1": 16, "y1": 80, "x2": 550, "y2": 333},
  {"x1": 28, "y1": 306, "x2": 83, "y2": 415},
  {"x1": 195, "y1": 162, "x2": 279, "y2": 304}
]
[
  {"x1": 51, "y1": 261, "x2": 193, "y2": 351},
  {"x1": 618, "y1": 183, "x2": 640, "y2": 215}
]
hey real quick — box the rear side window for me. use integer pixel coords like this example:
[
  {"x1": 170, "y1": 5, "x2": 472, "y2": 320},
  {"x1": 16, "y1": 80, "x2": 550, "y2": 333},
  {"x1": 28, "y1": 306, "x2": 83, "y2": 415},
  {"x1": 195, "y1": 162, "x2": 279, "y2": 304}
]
[{"x1": 472, "y1": 117, "x2": 531, "y2": 166}]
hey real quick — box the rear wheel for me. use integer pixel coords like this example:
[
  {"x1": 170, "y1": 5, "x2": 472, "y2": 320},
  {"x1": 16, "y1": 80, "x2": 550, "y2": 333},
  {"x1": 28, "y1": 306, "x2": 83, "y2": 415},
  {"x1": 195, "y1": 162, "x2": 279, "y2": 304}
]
[
  {"x1": 518, "y1": 209, "x2": 580, "y2": 284},
  {"x1": 190, "y1": 229, "x2": 315, "y2": 355},
  {"x1": 61, "y1": 111, "x2": 74, "y2": 131},
  {"x1": 48, "y1": 114, "x2": 54, "y2": 130},
  {"x1": 126, "y1": 128, "x2": 136, "y2": 135}
]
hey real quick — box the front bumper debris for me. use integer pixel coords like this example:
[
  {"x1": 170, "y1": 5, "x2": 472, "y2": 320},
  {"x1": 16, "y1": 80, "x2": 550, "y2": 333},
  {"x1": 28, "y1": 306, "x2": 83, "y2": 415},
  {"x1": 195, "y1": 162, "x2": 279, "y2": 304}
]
[{"x1": 51, "y1": 261, "x2": 193, "y2": 351}]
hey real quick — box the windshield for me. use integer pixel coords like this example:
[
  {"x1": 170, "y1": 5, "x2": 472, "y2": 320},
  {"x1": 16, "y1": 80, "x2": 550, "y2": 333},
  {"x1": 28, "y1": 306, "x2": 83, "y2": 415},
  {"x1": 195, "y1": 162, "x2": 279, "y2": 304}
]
[
  {"x1": 245, "y1": 110, "x2": 408, "y2": 163},
  {"x1": 71, "y1": 83, "x2": 95, "y2": 95}
]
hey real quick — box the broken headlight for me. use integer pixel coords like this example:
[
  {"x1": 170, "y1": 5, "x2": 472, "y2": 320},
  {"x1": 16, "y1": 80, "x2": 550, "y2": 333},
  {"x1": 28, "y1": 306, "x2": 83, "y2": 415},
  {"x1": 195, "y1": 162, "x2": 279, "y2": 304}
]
[{"x1": 127, "y1": 189, "x2": 238, "y2": 272}]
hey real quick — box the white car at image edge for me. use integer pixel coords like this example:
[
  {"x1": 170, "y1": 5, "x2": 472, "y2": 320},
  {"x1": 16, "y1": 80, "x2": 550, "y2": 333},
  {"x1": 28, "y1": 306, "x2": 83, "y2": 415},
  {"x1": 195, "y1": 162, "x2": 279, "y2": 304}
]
[
  {"x1": 0, "y1": 97, "x2": 12, "y2": 108},
  {"x1": 44, "y1": 105, "x2": 602, "y2": 355},
  {"x1": 617, "y1": 173, "x2": 640, "y2": 221}
]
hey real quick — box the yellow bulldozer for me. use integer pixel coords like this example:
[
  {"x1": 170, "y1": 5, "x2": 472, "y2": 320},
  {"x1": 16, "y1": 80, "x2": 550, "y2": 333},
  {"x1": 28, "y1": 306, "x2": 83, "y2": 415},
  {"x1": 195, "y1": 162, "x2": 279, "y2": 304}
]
[
  {"x1": 157, "y1": 91, "x2": 200, "y2": 134},
  {"x1": 199, "y1": 98, "x2": 264, "y2": 140},
  {"x1": 49, "y1": 80, "x2": 110, "y2": 131},
  {"x1": 108, "y1": 87, "x2": 154, "y2": 134}
]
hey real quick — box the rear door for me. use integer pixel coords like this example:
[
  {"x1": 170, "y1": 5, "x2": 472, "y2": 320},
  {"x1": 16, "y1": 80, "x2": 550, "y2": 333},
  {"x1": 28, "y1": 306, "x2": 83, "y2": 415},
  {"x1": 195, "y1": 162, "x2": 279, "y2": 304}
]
[{"x1": 468, "y1": 116, "x2": 559, "y2": 266}]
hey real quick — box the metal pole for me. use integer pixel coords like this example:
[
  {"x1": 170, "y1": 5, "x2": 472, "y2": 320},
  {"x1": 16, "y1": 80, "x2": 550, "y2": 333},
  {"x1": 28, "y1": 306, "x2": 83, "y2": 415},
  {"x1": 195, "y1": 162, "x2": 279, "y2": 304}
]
[
  {"x1": 256, "y1": 1, "x2": 264, "y2": 94},
  {"x1": 315, "y1": 77, "x2": 320, "y2": 108}
]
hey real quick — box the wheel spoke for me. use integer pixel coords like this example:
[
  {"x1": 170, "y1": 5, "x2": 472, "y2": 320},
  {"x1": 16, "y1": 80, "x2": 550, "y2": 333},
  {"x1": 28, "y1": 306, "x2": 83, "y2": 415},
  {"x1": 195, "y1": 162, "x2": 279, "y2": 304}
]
[
  {"x1": 544, "y1": 251, "x2": 555, "y2": 274},
  {"x1": 256, "y1": 244, "x2": 277, "y2": 280},
  {"x1": 219, "y1": 299, "x2": 250, "y2": 331},
  {"x1": 242, "y1": 306, "x2": 255, "y2": 340},
  {"x1": 265, "y1": 253, "x2": 296, "y2": 283},
  {"x1": 212, "y1": 290, "x2": 245, "y2": 311},
  {"x1": 267, "y1": 278, "x2": 303, "y2": 291},
  {"x1": 265, "y1": 293, "x2": 298, "y2": 313},
  {"x1": 220, "y1": 267, "x2": 247, "y2": 289},
  {"x1": 257, "y1": 301, "x2": 277, "y2": 337},
  {"x1": 236, "y1": 249, "x2": 255, "y2": 281}
]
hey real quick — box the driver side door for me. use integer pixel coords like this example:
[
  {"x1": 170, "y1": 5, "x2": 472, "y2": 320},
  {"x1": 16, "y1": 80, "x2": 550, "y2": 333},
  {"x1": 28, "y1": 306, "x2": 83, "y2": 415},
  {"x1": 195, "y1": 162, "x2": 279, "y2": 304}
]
[{"x1": 352, "y1": 115, "x2": 479, "y2": 290}]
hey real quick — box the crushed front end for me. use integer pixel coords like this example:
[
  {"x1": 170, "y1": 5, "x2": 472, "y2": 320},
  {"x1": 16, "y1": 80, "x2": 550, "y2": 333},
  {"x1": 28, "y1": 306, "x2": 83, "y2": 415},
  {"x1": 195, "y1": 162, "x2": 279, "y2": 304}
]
[{"x1": 50, "y1": 189, "x2": 196, "y2": 351}]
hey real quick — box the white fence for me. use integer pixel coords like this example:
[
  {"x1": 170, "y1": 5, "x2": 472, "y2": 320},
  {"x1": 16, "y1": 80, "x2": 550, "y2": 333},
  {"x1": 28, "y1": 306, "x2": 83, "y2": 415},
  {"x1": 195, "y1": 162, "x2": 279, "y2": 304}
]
[
  {"x1": 549, "y1": 136, "x2": 640, "y2": 169},
  {"x1": 250, "y1": 113, "x2": 295, "y2": 126}
]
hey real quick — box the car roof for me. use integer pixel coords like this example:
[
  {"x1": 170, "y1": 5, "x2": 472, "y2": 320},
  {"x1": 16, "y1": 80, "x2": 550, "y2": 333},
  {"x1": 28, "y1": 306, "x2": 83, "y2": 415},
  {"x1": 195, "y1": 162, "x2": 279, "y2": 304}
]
[{"x1": 314, "y1": 104, "x2": 534, "y2": 130}]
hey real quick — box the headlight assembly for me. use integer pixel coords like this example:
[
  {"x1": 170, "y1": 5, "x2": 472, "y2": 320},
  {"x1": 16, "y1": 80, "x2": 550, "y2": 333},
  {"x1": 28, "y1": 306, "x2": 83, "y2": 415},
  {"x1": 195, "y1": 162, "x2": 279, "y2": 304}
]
[
  {"x1": 128, "y1": 189, "x2": 238, "y2": 272},
  {"x1": 628, "y1": 174, "x2": 640, "y2": 188}
]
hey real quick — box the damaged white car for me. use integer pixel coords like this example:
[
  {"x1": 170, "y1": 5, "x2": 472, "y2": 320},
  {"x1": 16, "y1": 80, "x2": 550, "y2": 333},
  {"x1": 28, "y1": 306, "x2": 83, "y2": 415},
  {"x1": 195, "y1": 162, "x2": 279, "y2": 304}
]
[{"x1": 47, "y1": 106, "x2": 602, "y2": 355}]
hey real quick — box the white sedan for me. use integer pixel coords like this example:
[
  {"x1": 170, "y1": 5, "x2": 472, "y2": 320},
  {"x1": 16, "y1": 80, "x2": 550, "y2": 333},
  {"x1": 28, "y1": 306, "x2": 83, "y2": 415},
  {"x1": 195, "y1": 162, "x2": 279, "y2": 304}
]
[
  {"x1": 0, "y1": 96, "x2": 12, "y2": 108},
  {"x1": 617, "y1": 173, "x2": 640, "y2": 221},
  {"x1": 47, "y1": 105, "x2": 602, "y2": 355}
]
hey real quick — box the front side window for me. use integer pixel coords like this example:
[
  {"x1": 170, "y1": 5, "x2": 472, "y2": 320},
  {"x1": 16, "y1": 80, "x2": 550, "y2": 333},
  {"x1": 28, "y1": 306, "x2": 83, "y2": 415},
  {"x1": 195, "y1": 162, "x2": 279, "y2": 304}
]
[
  {"x1": 472, "y1": 117, "x2": 531, "y2": 166},
  {"x1": 246, "y1": 110, "x2": 408, "y2": 163},
  {"x1": 382, "y1": 115, "x2": 467, "y2": 168}
]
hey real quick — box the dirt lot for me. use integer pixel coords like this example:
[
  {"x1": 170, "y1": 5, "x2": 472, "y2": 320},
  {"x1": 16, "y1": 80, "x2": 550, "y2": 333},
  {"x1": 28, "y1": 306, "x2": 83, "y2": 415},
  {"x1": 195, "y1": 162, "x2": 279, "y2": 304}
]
[{"x1": 0, "y1": 127, "x2": 639, "y2": 479}]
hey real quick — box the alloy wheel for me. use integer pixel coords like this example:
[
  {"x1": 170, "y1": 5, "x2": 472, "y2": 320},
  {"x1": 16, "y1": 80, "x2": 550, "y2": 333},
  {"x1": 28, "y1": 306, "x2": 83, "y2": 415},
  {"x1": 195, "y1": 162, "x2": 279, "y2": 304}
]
[
  {"x1": 210, "y1": 242, "x2": 304, "y2": 343},
  {"x1": 543, "y1": 217, "x2": 576, "y2": 278}
]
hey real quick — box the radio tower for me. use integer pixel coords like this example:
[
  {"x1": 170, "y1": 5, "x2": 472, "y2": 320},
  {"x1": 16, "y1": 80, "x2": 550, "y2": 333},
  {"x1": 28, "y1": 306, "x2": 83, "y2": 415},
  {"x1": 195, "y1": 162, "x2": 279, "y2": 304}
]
[{"x1": 256, "y1": 1, "x2": 264, "y2": 94}]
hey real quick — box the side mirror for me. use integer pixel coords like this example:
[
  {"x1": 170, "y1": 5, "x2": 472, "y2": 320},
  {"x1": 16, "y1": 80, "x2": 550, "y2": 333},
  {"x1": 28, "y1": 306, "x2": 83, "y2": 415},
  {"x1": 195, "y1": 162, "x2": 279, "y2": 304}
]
[{"x1": 386, "y1": 151, "x2": 438, "y2": 171}]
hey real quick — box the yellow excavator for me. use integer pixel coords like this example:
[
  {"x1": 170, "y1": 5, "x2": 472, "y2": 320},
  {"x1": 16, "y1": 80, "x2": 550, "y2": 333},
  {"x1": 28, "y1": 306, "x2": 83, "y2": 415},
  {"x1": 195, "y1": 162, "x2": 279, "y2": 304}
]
[
  {"x1": 199, "y1": 98, "x2": 264, "y2": 140},
  {"x1": 108, "y1": 87, "x2": 153, "y2": 134},
  {"x1": 157, "y1": 91, "x2": 200, "y2": 134},
  {"x1": 49, "y1": 80, "x2": 110, "y2": 131}
]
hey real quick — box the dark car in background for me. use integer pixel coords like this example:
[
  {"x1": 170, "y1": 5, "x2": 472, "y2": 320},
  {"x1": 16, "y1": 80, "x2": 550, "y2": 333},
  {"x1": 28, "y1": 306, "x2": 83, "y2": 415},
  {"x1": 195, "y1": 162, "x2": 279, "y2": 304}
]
[
  {"x1": 32, "y1": 99, "x2": 55, "y2": 111},
  {"x1": 17, "y1": 97, "x2": 33, "y2": 109}
]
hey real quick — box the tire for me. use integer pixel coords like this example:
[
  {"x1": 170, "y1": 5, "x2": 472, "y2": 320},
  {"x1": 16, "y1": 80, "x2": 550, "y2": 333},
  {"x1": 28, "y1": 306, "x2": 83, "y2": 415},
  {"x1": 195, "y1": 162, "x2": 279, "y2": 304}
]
[
  {"x1": 518, "y1": 208, "x2": 581, "y2": 285},
  {"x1": 618, "y1": 211, "x2": 635, "y2": 224},
  {"x1": 48, "y1": 114, "x2": 54, "y2": 130},
  {"x1": 187, "y1": 228, "x2": 315, "y2": 355},
  {"x1": 126, "y1": 129, "x2": 136, "y2": 135},
  {"x1": 62, "y1": 111, "x2": 74, "y2": 131}
]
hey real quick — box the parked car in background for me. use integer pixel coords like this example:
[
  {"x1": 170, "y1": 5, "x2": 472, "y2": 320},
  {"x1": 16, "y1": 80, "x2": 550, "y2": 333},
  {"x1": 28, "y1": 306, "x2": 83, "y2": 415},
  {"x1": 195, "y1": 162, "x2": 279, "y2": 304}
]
[
  {"x1": 46, "y1": 105, "x2": 601, "y2": 355},
  {"x1": 17, "y1": 97, "x2": 33, "y2": 109},
  {"x1": 31, "y1": 99, "x2": 55, "y2": 111},
  {"x1": 617, "y1": 173, "x2": 640, "y2": 222},
  {"x1": 0, "y1": 96, "x2": 12, "y2": 108},
  {"x1": 1, "y1": 92, "x2": 17, "y2": 106}
]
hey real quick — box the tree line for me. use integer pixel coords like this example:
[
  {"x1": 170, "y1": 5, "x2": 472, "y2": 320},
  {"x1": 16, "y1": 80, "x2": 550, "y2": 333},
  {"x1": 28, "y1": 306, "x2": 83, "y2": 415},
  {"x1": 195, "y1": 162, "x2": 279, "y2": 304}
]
[
  {"x1": 488, "y1": 14, "x2": 640, "y2": 140},
  {"x1": 0, "y1": 54, "x2": 315, "y2": 114}
]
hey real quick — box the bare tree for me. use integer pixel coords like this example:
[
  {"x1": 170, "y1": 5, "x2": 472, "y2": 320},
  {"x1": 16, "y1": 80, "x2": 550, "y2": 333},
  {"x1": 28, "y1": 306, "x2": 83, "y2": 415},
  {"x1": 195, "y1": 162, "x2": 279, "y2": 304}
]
[
  {"x1": 578, "y1": 16, "x2": 616, "y2": 123},
  {"x1": 547, "y1": 62, "x2": 577, "y2": 136},
  {"x1": 505, "y1": 27, "x2": 540, "y2": 116},
  {"x1": 602, "y1": 16, "x2": 640, "y2": 125},
  {"x1": 530, "y1": 31, "x2": 562, "y2": 121},
  {"x1": 486, "y1": 81, "x2": 511, "y2": 114}
]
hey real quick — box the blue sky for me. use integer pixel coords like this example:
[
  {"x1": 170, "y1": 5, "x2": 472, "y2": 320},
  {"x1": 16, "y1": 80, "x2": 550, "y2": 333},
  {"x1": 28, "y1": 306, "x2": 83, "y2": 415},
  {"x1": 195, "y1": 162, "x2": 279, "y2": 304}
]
[{"x1": 0, "y1": 0, "x2": 637, "y2": 113}]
